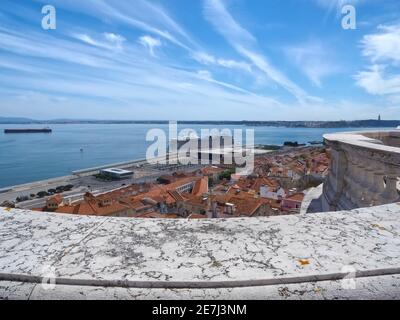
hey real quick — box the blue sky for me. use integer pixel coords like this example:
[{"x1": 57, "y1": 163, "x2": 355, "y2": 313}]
[{"x1": 0, "y1": 0, "x2": 399, "y2": 120}]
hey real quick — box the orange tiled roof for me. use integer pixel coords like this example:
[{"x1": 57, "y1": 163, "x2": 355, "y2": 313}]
[
  {"x1": 201, "y1": 166, "x2": 224, "y2": 175},
  {"x1": 284, "y1": 193, "x2": 305, "y2": 202},
  {"x1": 192, "y1": 176, "x2": 209, "y2": 196},
  {"x1": 250, "y1": 177, "x2": 279, "y2": 192},
  {"x1": 47, "y1": 175, "x2": 212, "y2": 217},
  {"x1": 127, "y1": 176, "x2": 201, "y2": 207},
  {"x1": 168, "y1": 190, "x2": 185, "y2": 202},
  {"x1": 211, "y1": 194, "x2": 263, "y2": 217},
  {"x1": 188, "y1": 213, "x2": 207, "y2": 219},
  {"x1": 47, "y1": 194, "x2": 63, "y2": 204},
  {"x1": 57, "y1": 198, "x2": 130, "y2": 216},
  {"x1": 228, "y1": 196, "x2": 263, "y2": 217},
  {"x1": 269, "y1": 199, "x2": 282, "y2": 209},
  {"x1": 181, "y1": 193, "x2": 209, "y2": 208}
]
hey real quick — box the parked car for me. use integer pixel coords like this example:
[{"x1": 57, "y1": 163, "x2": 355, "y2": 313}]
[
  {"x1": 37, "y1": 191, "x2": 49, "y2": 198},
  {"x1": 16, "y1": 195, "x2": 29, "y2": 202},
  {"x1": 64, "y1": 185, "x2": 74, "y2": 191}
]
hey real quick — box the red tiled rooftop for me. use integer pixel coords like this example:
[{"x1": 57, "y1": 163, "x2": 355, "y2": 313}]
[
  {"x1": 284, "y1": 193, "x2": 305, "y2": 202},
  {"x1": 187, "y1": 213, "x2": 207, "y2": 219},
  {"x1": 47, "y1": 194, "x2": 63, "y2": 204},
  {"x1": 192, "y1": 176, "x2": 209, "y2": 196}
]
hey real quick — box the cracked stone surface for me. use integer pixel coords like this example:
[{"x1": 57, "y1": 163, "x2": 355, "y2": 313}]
[
  {"x1": 1, "y1": 204, "x2": 400, "y2": 299},
  {"x1": 2, "y1": 274, "x2": 400, "y2": 300},
  {"x1": 0, "y1": 281, "x2": 36, "y2": 300}
]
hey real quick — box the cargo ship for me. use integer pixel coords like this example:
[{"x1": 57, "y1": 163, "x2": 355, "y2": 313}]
[{"x1": 4, "y1": 128, "x2": 52, "y2": 134}]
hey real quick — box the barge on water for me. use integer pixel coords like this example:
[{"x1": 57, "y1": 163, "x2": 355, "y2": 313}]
[{"x1": 4, "y1": 128, "x2": 52, "y2": 134}]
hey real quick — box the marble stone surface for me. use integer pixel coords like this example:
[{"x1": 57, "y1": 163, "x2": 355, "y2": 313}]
[
  {"x1": 2, "y1": 275, "x2": 400, "y2": 300},
  {"x1": 0, "y1": 281, "x2": 36, "y2": 300},
  {"x1": 1, "y1": 205, "x2": 400, "y2": 299}
]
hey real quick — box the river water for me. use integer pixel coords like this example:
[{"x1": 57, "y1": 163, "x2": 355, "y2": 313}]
[{"x1": 0, "y1": 123, "x2": 385, "y2": 188}]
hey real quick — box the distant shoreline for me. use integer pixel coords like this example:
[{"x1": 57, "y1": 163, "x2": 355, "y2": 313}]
[{"x1": 0, "y1": 117, "x2": 399, "y2": 129}]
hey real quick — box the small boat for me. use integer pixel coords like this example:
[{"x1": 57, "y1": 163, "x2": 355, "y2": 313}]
[
  {"x1": 4, "y1": 127, "x2": 52, "y2": 134},
  {"x1": 308, "y1": 140, "x2": 323, "y2": 145}
]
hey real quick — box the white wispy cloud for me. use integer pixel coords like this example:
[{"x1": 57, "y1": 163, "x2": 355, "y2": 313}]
[
  {"x1": 40, "y1": 0, "x2": 253, "y2": 78},
  {"x1": 192, "y1": 52, "x2": 216, "y2": 65},
  {"x1": 361, "y1": 24, "x2": 400, "y2": 64},
  {"x1": 0, "y1": 19, "x2": 284, "y2": 120},
  {"x1": 138, "y1": 35, "x2": 162, "y2": 56},
  {"x1": 0, "y1": 28, "x2": 110, "y2": 68},
  {"x1": 284, "y1": 41, "x2": 342, "y2": 87},
  {"x1": 195, "y1": 69, "x2": 262, "y2": 96},
  {"x1": 2, "y1": 0, "x2": 390, "y2": 120},
  {"x1": 356, "y1": 24, "x2": 400, "y2": 102},
  {"x1": 0, "y1": 24, "x2": 257, "y2": 101},
  {"x1": 313, "y1": 0, "x2": 368, "y2": 25},
  {"x1": 104, "y1": 33, "x2": 126, "y2": 48},
  {"x1": 87, "y1": 0, "x2": 196, "y2": 52},
  {"x1": 73, "y1": 34, "x2": 97, "y2": 46},
  {"x1": 197, "y1": 70, "x2": 213, "y2": 80},
  {"x1": 192, "y1": 51, "x2": 252, "y2": 73},
  {"x1": 355, "y1": 64, "x2": 400, "y2": 95},
  {"x1": 73, "y1": 32, "x2": 126, "y2": 51},
  {"x1": 34, "y1": 0, "x2": 195, "y2": 51},
  {"x1": 313, "y1": 0, "x2": 365, "y2": 15},
  {"x1": 216, "y1": 58, "x2": 252, "y2": 73},
  {"x1": 203, "y1": 0, "x2": 315, "y2": 103}
]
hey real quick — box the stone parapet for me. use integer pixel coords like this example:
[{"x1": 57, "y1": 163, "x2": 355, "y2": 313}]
[
  {"x1": 1, "y1": 205, "x2": 400, "y2": 299},
  {"x1": 323, "y1": 130, "x2": 400, "y2": 211}
]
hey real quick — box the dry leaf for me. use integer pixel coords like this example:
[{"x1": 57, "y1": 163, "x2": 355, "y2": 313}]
[
  {"x1": 298, "y1": 259, "x2": 310, "y2": 266},
  {"x1": 371, "y1": 224, "x2": 386, "y2": 231}
]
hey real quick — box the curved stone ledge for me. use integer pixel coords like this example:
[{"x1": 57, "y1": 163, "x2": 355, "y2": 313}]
[
  {"x1": 1, "y1": 204, "x2": 400, "y2": 299},
  {"x1": 324, "y1": 130, "x2": 400, "y2": 156},
  {"x1": 323, "y1": 130, "x2": 400, "y2": 211}
]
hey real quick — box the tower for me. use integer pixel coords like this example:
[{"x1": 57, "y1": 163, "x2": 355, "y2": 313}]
[{"x1": 378, "y1": 114, "x2": 381, "y2": 121}]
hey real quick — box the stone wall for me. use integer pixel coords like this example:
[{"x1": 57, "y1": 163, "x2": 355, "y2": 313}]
[
  {"x1": 322, "y1": 130, "x2": 400, "y2": 211},
  {"x1": 1, "y1": 204, "x2": 400, "y2": 300}
]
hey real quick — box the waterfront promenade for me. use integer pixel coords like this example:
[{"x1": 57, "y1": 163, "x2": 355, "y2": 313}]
[{"x1": 0, "y1": 154, "x2": 206, "y2": 209}]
